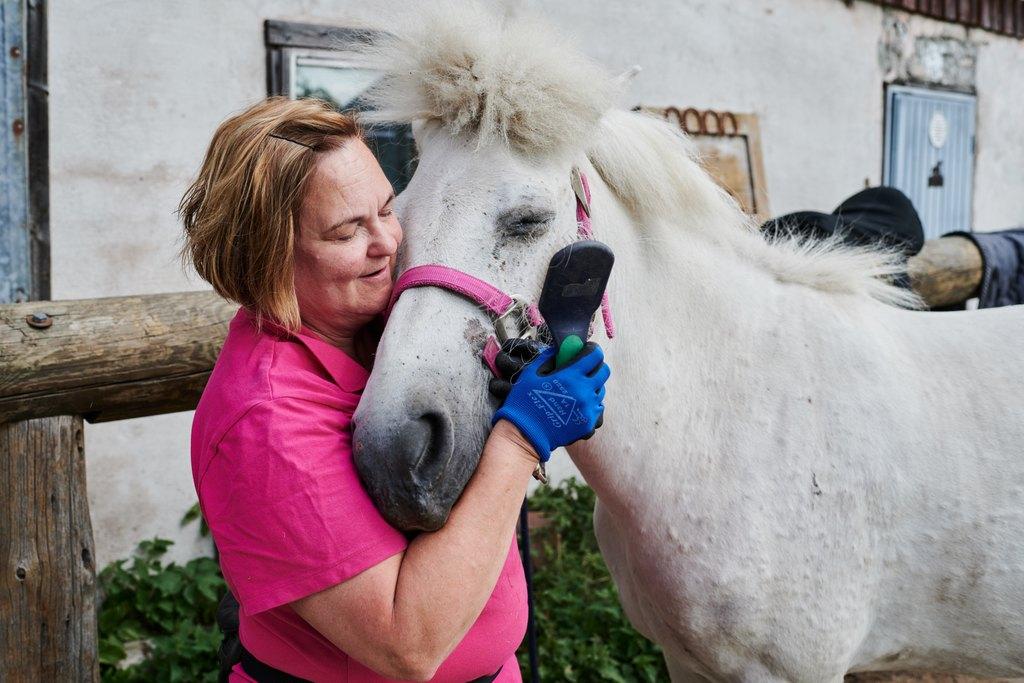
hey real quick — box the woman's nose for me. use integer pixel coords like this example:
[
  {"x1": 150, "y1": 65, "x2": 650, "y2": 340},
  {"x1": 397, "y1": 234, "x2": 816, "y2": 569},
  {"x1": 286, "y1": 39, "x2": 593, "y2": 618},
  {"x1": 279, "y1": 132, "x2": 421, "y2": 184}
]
[{"x1": 368, "y1": 222, "x2": 401, "y2": 257}]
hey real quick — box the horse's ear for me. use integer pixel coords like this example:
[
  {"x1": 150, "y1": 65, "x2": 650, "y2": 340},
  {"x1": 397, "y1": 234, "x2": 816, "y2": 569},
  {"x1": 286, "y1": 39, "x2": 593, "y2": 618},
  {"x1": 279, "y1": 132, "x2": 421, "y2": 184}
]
[
  {"x1": 410, "y1": 119, "x2": 443, "y2": 147},
  {"x1": 614, "y1": 65, "x2": 643, "y2": 85}
]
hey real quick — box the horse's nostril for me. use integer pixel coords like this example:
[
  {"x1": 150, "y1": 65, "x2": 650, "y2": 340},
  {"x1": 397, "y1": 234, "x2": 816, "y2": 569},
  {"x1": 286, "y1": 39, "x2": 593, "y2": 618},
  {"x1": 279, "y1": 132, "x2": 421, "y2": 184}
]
[
  {"x1": 408, "y1": 411, "x2": 452, "y2": 485},
  {"x1": 353, "y1": 405, "x2": 463, "y2": 531}
]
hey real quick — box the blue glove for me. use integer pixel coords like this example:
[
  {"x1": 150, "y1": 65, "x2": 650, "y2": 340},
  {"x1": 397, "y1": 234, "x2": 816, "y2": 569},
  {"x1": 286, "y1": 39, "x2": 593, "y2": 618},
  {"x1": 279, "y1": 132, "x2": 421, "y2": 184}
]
[{"x1": 492, "y1": 342, "x2": 610, "y2": 462}]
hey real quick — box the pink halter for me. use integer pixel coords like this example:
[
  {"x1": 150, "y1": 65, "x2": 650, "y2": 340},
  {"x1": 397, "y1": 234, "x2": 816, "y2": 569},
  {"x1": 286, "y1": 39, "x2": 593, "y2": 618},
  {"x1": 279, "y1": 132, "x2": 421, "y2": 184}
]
[{"x1": 386, "y1": 168, "x2": 616, "y2": 376}]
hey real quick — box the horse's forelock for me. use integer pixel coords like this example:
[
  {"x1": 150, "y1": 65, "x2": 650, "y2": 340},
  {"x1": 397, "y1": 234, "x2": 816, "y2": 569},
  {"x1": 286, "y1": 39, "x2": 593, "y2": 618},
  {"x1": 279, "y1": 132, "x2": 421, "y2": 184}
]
[{"x1": 358, "y1": 0, "x2": 618, "y2": 155}]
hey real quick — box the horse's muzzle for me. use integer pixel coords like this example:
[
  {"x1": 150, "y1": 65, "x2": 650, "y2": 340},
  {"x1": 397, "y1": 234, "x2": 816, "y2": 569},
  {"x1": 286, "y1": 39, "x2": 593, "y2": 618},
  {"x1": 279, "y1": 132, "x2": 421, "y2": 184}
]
[{"x1": 353, "y1": 409, "x2": 473, "y2": 532}]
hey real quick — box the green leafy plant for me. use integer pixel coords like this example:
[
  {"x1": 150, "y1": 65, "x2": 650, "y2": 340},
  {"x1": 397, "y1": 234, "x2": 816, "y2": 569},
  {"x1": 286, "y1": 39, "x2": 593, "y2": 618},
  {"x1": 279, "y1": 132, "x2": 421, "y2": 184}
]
[
  {"x1": 98, "y1": 517, "x2": 225, "y2": 681},
  {"x1": 181, "y1": 502, "x2": 211, "y2": 539},
  {"x1": 518, "y1": 478, "x2": 668, "y2": 682}
]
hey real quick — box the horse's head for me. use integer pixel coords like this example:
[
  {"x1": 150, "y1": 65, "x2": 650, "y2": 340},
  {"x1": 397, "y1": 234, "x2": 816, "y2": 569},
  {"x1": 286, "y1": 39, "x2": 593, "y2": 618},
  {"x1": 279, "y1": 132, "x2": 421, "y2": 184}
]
[
  {"x1": 350, "y1": 3, "x2": 621, "y2": 530},
  {"x1": 353, "y1": 124, "x2": 608, "y2": 529}
]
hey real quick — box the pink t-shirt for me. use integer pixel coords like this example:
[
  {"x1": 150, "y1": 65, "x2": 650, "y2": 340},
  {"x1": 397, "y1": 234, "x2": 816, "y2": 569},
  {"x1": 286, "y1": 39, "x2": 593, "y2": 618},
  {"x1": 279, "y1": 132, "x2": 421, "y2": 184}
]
[{"x1": 191, "y1": 308, "x2": 527, "y2": 682}]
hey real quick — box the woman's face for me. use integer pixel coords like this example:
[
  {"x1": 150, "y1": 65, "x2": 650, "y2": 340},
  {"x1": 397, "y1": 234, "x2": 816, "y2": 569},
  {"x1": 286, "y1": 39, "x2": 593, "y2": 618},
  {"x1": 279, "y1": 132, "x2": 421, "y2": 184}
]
[{"x1": 294, "y1": 139, "x2": 403, "y2": 343}]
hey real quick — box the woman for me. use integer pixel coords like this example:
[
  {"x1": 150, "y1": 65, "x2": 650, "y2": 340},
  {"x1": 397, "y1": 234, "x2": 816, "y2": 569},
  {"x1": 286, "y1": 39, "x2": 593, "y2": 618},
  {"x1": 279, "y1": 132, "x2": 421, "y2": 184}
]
[{"x1": 180, "y1": 96, "x2": 609, "y2": 682}]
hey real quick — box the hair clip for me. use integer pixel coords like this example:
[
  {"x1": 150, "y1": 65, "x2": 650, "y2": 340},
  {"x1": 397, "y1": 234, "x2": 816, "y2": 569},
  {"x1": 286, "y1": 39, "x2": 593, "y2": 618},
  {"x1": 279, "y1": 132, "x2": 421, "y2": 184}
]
[{"x1": 268, "y1": 132, "x2": 315, "y2": 149}]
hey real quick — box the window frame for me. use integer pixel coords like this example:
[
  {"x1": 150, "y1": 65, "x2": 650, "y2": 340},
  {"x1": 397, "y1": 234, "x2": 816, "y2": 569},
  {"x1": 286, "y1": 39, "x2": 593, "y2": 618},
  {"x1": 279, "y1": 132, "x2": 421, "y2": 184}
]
[{"x1": 264, "y1": 20, "x2": 378, "y2": 97}]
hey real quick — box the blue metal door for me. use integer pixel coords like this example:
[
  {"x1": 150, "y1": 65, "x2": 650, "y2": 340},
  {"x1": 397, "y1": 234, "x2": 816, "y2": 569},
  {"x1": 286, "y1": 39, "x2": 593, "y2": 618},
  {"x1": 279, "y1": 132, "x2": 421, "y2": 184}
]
[
  {"x1": 1, "y1": 0, "x2": 30, "y2": 303},
  {"x1": 883, "y1": 86, "x2": 976, "y2": 240}
]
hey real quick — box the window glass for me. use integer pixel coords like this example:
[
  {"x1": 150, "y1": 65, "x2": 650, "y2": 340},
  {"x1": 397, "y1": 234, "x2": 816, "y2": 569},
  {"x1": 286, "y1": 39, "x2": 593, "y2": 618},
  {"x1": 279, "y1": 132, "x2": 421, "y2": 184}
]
[{"x1": 293, "y1": 58, "x2": 381, "y2": 109}]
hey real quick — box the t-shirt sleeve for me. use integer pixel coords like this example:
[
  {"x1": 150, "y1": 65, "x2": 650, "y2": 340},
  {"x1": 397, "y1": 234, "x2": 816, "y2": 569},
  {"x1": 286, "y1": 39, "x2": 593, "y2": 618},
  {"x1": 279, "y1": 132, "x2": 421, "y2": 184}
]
[{"x1": 199, "y1": 397, "x2": 408, "y2": 615}]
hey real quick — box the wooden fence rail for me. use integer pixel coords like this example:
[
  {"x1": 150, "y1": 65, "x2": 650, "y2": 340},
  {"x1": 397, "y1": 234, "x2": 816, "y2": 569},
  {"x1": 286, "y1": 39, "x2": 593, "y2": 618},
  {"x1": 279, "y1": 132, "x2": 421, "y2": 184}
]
[
  {"x1": 906, "y1": 235, "x2": 982, "y2": 307},
  {"x1": 0, "y1": 291, "x2": 235, "y2": 424},
  {"x1": 0, "y1": 235, "x2": 986, "y2": 679}
]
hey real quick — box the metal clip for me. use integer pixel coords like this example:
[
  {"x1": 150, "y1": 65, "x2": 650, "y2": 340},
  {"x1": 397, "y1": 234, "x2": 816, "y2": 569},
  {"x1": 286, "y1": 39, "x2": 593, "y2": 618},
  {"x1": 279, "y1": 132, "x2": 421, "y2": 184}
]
[
  {"x1": 494, "y1": 299, "x2": 538, "y2": 344},
  {"x1": 570, "y1": 167, "x2": 591, "y2": 218}
]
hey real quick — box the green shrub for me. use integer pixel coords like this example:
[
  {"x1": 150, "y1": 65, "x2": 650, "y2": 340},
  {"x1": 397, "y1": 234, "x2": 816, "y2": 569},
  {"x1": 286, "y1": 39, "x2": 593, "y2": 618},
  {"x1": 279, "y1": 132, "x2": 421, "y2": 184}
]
[
  {"x1": 518, "y1": 478, "x2": 668, "y2": 682},
  {"x1": 98, "y1": 534, "x2": 225, "y2": 682}
]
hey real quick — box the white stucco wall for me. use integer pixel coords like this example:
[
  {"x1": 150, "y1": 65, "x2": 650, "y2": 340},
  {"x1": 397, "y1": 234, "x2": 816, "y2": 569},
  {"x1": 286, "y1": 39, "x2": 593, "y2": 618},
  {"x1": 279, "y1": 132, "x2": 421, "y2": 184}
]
[
  {"x1": 46, "y1": 0, "x2": 1024, "y2": 568},
  {"x1": 974, "y1": 32, "x2": 1024, "y2": 229}
]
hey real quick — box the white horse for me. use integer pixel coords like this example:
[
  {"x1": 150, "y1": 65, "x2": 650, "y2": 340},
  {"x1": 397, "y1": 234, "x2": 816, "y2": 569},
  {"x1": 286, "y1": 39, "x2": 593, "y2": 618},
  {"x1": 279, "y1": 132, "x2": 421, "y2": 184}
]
[{"x1": 350, "y1": 4, "x2": 1024, "y2": 680}]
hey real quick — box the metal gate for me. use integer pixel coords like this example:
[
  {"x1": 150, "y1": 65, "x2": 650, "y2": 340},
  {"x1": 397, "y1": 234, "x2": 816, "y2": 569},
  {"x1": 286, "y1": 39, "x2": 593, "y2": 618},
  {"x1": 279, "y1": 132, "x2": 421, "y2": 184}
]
[{"x1": 883, "y1": 85, "x2": 977, "y2": 240}]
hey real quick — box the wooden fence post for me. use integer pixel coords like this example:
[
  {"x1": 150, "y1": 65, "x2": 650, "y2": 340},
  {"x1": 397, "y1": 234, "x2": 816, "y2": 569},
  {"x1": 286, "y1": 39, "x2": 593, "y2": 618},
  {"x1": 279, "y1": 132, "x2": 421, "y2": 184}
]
[{"x1": 1, "y1": 415, "x2": 98, "y2": 682}]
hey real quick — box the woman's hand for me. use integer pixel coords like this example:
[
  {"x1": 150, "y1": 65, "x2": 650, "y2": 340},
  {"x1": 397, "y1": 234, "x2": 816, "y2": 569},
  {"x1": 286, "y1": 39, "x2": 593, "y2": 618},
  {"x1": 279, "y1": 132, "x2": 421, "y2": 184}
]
[
  {"x1": 492, "y1": 340, "x2": 610, "y2": 462},
  {"x1": 487, "y1": 338, "x2": 546, "y2": 400}
]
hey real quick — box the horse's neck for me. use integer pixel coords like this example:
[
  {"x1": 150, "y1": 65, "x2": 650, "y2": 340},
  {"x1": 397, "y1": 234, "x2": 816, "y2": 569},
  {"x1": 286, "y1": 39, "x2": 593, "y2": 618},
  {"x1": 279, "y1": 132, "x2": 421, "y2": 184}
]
[
  {"x1": 605, "y1": 211, "x2": 800, "y2": 377},
  {"x1": 570, "y1": 212, "x2": 832, "y2": 508}
]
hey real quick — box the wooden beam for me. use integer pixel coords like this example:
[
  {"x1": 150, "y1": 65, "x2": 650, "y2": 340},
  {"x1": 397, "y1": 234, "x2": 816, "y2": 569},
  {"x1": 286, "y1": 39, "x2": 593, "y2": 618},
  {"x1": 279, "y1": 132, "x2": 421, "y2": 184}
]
[
  {"x1": 0, "y1": 415, "x2": 97, "y2": 681},
  {"x1": 264, "y1": 19, "x2": 376, "y2": 50},
  {"x1": 907, "y1": 235, "x2": 983, "y2": 307},
  {"x1": 27, "y1": 0, "x2": 50, "y2": 301},
  {"x1": 0, "y1": 291, "x2": 235, "y2": 424}
]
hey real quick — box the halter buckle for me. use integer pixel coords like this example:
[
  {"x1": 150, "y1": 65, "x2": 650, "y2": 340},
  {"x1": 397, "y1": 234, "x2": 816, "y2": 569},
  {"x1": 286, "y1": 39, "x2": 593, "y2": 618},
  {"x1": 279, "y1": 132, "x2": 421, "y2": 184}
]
[{"x1": 494, "y1": 298, "x2": 538, "y2": 344}]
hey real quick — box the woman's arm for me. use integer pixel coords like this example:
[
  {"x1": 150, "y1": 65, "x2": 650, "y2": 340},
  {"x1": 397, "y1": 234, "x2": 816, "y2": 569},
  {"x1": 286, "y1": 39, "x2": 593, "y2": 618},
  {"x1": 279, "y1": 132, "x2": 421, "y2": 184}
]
[{"x1": 291, "y1": 420, "x2": 537, "y2": 681}]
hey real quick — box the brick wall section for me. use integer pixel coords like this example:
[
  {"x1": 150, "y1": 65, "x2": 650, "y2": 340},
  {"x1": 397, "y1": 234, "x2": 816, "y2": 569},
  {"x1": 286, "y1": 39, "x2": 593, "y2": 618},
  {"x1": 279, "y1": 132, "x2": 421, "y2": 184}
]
[{"x1": 859, "y1": 0, "x2": 1024, "y2": 38}]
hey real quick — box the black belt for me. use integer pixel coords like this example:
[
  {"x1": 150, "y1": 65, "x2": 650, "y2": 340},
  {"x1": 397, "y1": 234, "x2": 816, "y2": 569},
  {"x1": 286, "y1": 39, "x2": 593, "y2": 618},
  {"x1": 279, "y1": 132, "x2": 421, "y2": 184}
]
[
  {"x1": 468, "y1": 668, "x2": 502, "y2": 683},
  {"x1": 240, "y1": 644, "x2": 502, "y2": 683}
]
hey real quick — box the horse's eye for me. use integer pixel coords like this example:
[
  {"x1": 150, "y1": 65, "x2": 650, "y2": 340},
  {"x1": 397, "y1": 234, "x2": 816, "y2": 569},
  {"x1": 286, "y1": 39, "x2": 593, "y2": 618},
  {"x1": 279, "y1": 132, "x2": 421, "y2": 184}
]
[
  {"x1": 513, "y1": 216, "x2": 549, "y2": 231},
  {"x1": 497, "y1": 208, "x2": 555, "y2": 239}
]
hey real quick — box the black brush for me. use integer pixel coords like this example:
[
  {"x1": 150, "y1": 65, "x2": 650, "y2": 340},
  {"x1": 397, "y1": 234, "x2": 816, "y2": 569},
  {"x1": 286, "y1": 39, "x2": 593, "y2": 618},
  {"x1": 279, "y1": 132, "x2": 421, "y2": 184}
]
[{"x1": 537, "y1": 240, "x2": 615, "y2": 368}]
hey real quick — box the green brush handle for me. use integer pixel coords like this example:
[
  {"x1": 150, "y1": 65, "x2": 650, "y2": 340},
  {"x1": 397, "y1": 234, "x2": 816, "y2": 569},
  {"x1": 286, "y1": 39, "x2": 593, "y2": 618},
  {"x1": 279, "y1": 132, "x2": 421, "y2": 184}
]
[{"x1": 554, "y1": 334, "x2": 585, "y2": 369}]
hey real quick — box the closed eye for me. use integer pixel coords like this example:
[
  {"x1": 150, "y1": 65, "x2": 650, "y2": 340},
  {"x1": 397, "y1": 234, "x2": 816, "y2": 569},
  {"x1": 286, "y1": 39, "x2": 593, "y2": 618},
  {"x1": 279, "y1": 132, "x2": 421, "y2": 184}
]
[{"x1": 496, "y1": 208, "x2": 556, "y2": 239}]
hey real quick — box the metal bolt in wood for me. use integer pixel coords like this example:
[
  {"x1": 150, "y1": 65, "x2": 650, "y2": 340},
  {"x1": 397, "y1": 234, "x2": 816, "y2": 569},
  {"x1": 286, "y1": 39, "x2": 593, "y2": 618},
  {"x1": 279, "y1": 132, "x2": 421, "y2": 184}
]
[{"x1": 25, "y1": 312, "x2": 52, "y2": 329}]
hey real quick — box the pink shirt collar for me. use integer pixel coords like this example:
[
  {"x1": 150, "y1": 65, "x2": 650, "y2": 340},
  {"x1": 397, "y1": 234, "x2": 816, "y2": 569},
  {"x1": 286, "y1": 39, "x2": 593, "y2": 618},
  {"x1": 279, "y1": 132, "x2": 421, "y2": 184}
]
[{"x1": 237, "y1": 307, "x2": 370, "y2": 393}]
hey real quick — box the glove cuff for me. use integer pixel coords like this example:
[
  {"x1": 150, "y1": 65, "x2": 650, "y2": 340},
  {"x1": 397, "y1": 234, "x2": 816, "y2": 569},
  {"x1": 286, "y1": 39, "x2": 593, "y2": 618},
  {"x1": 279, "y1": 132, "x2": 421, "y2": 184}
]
[{"x1": 492, "y1": 409, "x2": 552, "y2": 463}]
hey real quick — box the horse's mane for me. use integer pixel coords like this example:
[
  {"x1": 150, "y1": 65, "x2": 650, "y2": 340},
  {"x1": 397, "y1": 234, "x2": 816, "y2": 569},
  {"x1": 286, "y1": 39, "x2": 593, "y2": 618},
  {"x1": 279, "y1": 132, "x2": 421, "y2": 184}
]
[
  {"x1": 588, "y1": 111, "x2": 922, "y2": 308},
  {"x1": 360, "y1": 1, "x2": 921, "y2": 308}
]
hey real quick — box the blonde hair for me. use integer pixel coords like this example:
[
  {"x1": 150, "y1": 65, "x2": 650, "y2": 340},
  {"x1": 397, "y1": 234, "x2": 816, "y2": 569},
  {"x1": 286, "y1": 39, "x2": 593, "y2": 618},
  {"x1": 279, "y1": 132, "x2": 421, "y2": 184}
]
[{"x1": 179, "y1": 97, "x2": 362, "y2": 332}]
